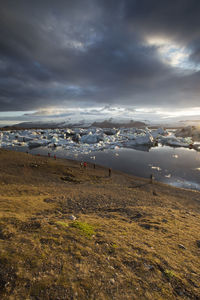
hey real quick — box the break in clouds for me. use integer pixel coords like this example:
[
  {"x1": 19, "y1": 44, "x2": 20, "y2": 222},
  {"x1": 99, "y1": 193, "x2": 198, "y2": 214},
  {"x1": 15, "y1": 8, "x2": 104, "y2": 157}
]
[{"x1": 0, "y1": 0, "x2": 200, "y2": 113}]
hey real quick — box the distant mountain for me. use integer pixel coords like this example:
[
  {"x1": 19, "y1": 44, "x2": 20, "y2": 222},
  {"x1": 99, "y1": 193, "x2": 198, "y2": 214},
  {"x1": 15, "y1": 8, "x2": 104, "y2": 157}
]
[
  {"x1": 2, "y1": 120, "x2": 91, "y2": 129},
  {"x1": 91, "y1": 120, "x2": 147, "y2": 128},
  {"x1": 4, "y1": 121, "x2": 62, "y2": 129},
  {"x1": 1, "y1": 119, "x2": 147, "y2": 130}
]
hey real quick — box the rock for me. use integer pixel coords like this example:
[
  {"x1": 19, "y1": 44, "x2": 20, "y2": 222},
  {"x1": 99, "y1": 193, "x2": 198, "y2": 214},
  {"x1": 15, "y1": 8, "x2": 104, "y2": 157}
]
[
  {"x1": 30, "y1": 163, "x2": 38, "y2": 168},
  {"x1": 132, "y1": 212, "x2": 142, "y2": 219},
  {"x1": 178, "y1": 244, "x2": 186, "y2": 250},
  {"x1": 140, "y1": 223, "x2": 151, "y2": 230},
  {"x1": 144, "y1": 263, "x2": 154, "y2": 270},
  {"x1": 162, "y1": 219, "x2": 168, "y2": 223},
  {"x1": 196, "y1": 240, "x2": 200, "y2": 248},
  {"x1": 43, "y1": 198, "x2": 55, "y2": 203},
  {"x1": 68, "y1": 215, "x2": 76, "y2": 221},
  {"x1": 177, "y1": 290, "x2": 184, "y2": 296},
  {"x1": 110, "y1": 278, "x2": 115, "y2": 284}
]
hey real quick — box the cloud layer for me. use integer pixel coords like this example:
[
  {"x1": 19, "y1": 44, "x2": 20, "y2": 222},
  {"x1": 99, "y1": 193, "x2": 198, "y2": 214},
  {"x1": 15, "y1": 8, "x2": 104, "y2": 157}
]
[{"x1": 0, "y1": 0, "x2": 200, "y2": 112}]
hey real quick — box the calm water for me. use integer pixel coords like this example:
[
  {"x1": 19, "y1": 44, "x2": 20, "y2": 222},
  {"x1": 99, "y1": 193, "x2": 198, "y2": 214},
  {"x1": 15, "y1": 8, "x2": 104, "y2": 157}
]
[{"x1": 10, "y1": 144, "x2": 200, "y2": 191}]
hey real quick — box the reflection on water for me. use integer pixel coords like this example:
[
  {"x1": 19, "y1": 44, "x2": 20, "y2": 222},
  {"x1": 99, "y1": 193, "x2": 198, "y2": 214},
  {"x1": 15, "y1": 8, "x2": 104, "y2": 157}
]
[
  {"x1": 127, "y1": 145, "x2": 151, "y2": 152},
  {"x1": 7, "y1": 145, "x2": 200, "y2": 191}
]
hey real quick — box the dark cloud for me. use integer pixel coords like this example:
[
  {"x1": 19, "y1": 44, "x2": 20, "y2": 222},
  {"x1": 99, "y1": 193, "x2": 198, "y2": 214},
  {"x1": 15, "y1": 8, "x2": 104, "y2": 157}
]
[{"x1": 0, "y1": 0, "x2": 200, "y2": 112}]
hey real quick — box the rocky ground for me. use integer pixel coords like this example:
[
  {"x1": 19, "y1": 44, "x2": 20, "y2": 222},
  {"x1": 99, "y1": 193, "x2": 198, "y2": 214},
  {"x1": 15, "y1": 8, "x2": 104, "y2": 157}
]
[{"x1": 0, "y1": 149, "x2": 200, "y2": 299}]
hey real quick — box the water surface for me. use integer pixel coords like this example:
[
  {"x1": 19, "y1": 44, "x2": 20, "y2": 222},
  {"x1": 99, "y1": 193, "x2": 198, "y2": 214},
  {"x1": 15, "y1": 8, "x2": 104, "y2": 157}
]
[{"x1": 10, "y1": 145, "x2": 200, "y2": 191}]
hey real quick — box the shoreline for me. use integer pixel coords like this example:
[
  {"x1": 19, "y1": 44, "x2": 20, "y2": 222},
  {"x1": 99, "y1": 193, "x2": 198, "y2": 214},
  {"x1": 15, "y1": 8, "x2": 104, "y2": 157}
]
[{"x1": 3, "y1": 146, "x2": 200, "y2": 193}]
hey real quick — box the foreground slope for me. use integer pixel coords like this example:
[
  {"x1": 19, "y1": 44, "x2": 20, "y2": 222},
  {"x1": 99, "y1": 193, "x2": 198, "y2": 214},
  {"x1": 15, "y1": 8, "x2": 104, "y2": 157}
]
[{"x1": 0, "y1": 149, "x2": 200, "y2": 299}]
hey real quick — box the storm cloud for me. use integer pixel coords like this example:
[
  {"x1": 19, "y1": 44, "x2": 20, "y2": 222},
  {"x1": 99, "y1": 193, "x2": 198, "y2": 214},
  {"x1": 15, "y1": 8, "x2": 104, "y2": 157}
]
[{"x1": 0, "y1": 0, "x2": 200, "y2": 112}]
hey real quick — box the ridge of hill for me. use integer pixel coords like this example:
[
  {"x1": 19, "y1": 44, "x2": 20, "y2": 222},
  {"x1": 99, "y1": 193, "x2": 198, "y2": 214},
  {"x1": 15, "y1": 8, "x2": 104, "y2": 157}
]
[
  {"x1": 91, "y1": 120, "x2": 146, "y2": 128},
  {"x1": 0, "y1": 149, "x2": 200, "y2": 299}
]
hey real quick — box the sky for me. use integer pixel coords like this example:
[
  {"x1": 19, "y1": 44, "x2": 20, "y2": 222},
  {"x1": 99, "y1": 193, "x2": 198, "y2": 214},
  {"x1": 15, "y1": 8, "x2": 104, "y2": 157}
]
[{"x1": 0, "y1": 0, "x2": 200, "y2": 126}]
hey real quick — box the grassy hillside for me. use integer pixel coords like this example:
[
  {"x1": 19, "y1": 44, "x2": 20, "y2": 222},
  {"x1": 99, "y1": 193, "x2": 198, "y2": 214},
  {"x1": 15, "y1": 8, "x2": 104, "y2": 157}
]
[{"x1": 0, "y1": 149, "x2": 200, "y2": 299}]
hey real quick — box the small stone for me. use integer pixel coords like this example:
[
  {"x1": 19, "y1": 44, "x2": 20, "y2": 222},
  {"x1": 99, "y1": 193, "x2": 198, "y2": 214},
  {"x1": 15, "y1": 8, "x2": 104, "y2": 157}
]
[
  {"x1": 178, "y1": 290, "x2": 184, "y2": 296},
  {"x1": 140, "y1": 223, "x2": 151, "y2": 230},
  {"x1": 178, "y1": 244, "x2": 186, "y2": 250},
  {"x1": 43, "y1": 198, "x2": 55, "y2": 203},
  {"x1": 69, "y1": 215, "x2": 76, "y2": 221},
  {"x1": 144, "y1": 263, "x2": 154, "y2": 270},
  {"x1": 196, "y1": 240, "x2": 200, "y2": 248},
  {"x1": 162, "y1": 218, "x2": 168, "y2": 223},
  {"x1": 133, "y1": 212, "x2": 142, "y2": 219},
  {"x1": 110, "y1": 278, "x2": 115, "y2": 284}
]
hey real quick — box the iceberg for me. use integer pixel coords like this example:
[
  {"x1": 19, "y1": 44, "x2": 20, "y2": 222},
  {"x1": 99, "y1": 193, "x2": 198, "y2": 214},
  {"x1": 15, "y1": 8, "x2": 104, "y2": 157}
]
[
  {"x1": 80, "y1": 132, "x2": 105, "y2": 144},
  {"x1": 125, "y1": 132, "x2": 154, "y2": 147},
  {"x1": 0, "y1": 126, "x2": 199, "y2": 154},
  {"x1": 28, "y1": 140, "x2": 49, "y2": 148},
  {"x1": 151, "y1": 128, "x2": 168, "y2": 138},
  {"x1": 159, "y1": 136, "x2": 192, "y2": 147},
  {"x1": 175, "y1": 126, "x2": 200, "y2": 141}
]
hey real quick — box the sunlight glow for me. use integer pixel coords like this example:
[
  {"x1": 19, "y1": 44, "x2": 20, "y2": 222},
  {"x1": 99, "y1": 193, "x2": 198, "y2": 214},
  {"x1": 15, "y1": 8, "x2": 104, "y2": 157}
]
[
  {"x1": 157, "y1": 107, "x2": 200, "y2": 118},
  {"x1": 146, "y1": 36, "x2": 200, "y2": 71}
]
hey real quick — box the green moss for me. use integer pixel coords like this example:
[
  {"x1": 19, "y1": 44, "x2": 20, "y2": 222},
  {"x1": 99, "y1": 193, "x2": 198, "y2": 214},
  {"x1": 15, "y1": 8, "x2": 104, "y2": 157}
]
[
  {"x1": 164, "y1": 269, "x2": 176, "y2": 279},
  {"x1": 70, "y1": 221, "x2": 95, "y2": 238},
  {"x1": 56, "y1": 221, "x2": 69, "y2": 228},
  {"x1": 112, "y1": 243, "x2": 118, "y2": 248}
]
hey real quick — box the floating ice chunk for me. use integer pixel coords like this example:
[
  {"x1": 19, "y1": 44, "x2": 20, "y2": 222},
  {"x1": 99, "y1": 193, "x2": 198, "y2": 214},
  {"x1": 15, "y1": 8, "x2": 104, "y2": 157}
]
[
  {"x1": 150, "y1": 166, "x2": 161, "y2": 171},
  {"x1": 172, "y1": 154, "x2": 178, "y2": 158},
  {"x1": 17, "y1": 136, "x2": 34, "y2": 142},
  {"x1": 80, "y1": 132, "x2": 105, "y2": 144},
  {"x1": 126, "y1": 132, "x2": 154, "y2": 146},
  {"x1": 28, "y1": 140, "x2": 49, "y2": 148},
  {"x1": 151, "y1": 127, "x2": 168, "y2": 138},
  {"x1": 29, "y1": 131, "x2": 38, "y2": 136},
  {"x1": 11, "y1": 139, "x2": 20, "y2": 145},
  {"x1": 103, "y1": 128, "x2": 118, "y2": 135},
  {"x1": 193, "y1": 143, "x2": 200, "y2": 151},
  {"x1": 165, "y1": 174, "x2": 171, "y2": 178},
  {"x1": 1, "y1": 141, "x2": 12, "y2": 148},
  {"x1": 194, "y1": 167, "x2": 200, "y2": 171},
  {"x1": 159, "y1": 136, "x2": 192, "y2": 147},
  {"x1": 51, "y1": 136, "x2": 59, "y2": 143}
]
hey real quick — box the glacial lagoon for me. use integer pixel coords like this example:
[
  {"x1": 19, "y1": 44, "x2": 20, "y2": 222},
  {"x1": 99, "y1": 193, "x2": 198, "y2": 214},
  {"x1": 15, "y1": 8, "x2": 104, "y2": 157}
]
[
  {"x1": 10, "y1": 144, "x2": 200, "y2": 191},
  {"x1": 1, "y1": 127, "x2": 200, "y2": 191}
]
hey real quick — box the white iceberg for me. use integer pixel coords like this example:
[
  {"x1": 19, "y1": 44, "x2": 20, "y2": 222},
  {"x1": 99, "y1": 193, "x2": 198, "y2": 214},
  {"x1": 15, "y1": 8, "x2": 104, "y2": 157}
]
[
  {"x1": 125, "y1": 132, "x2": 154, "y2": 146},
  {"x1": 151, "y1": 127, "x2": 168, "y2": 138},
  {"x1": 80, "y1": 132, "x2": 105, "y2": 144}
]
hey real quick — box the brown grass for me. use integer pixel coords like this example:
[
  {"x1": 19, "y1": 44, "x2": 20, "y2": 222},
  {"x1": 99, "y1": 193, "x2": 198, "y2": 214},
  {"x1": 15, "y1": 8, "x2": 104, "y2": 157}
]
[{"x1": 0, "y1": 149, "x2": 200, "y2": 299}]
